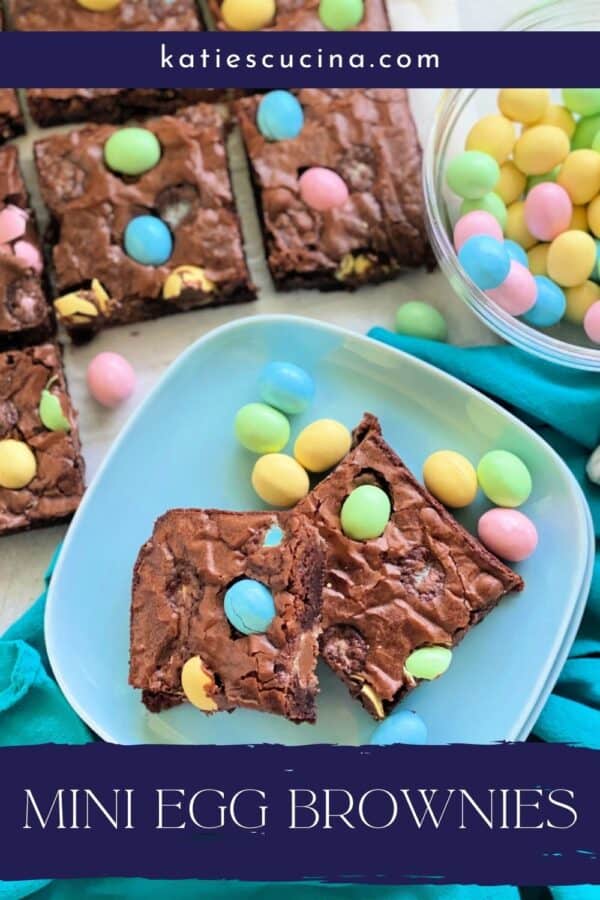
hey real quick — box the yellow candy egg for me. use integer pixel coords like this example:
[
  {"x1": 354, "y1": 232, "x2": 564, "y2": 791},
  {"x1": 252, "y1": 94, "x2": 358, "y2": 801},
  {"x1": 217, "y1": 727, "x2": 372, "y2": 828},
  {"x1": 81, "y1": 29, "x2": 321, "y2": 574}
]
[
  {"x1": 252, "y1": 454, "x2": 310, "y2": 507},
  {"x1": 527, "y1": 243, "x2": 550, "y2": 276},
  {"x1": 565, "y1": 281, "x2": 600, "y2": 324},
  {"x1": 423, "y1": 450, "x2": 478, "y2": 508},
  {"x1": 0, "y1": 439, "x2": 37, "y2": 489},
  {"x1": 181, "y1": 656, "x2": 218, "y2": 712},
  {"x1": 466, "y1": 115, "x2": 516, "y2": 164},
  {"x1": 221, "y1": 0, "x2": 276, "y2": 30},
  {"x1": 570, "y1": 205, "x2": 589, "y2": 232},
  {"x1": 495, "y1": 161, "x2": 527, "y2": 206},
  {"x1": 505, "y1": 201, "x2": 537, "y2": 249},
  {"x1": 77, "y1": 0, "x2": 121, "y2": 9},
  {"x1": 498, "y1": 89, "x2": 550, "y2": 124},
  {"x1": 557, "y1": 150, "x2": 600, "y2": 205},
  {"x1": 586, "y1": 195, "x2": 600, "y2": 238},
  {"x1": 294, "y1": 419, "x2": 351, "y2": 473},
  {"x1": 547, "y1": 230, "x2": 597, "y2": 287},
  {"x1": 513, "y1": 125, "x2": 570, "y2": 176},
  {"x1": 525, "y1": 104, "x2": 576, "y2": 138}
]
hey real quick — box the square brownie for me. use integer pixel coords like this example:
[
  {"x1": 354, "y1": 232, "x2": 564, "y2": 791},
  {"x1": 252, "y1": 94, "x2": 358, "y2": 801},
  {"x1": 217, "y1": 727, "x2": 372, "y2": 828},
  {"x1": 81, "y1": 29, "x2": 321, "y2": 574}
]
[
  {"x1": 0, "y1": 12, "x2": 24, "y2": 145},
  {"x1": 296, "y1": 414, "x2": 524, "y2": 719},
  {"x1": 130, "y1": 510, "x2": 324, "y2": 723},
  {"x1": 0, "y1": 343, "x2": 85, "y2": 536},
  {"x1": 210, "y1": 0, "x2": 389, "y2": 30},
  {"x1": 235, "y1": 89, "x2": 431, "y2": 291},
  {"x1": 8, "y1": 0, "x2": 202, "y2": 31},
  {"x1": 0, "y1": 145, "x2": 53, "y2": 350},
  {"x1": 34, "y1": 104, "x2": 256, "y2": 342}
]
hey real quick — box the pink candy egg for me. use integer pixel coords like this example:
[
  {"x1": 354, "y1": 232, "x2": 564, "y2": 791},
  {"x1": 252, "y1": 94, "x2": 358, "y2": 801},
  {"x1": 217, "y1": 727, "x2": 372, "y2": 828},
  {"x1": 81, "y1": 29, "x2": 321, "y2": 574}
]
[
  {"x1": 486, "y1": 260, "x2": 537, "y2": 315},
  {"x1": 299, "y1": 167, "x2": 349, "y2": 212},
  {"x1": 13, "y1": 240, "x2": 42, "y2": 274},
  {"x1": 478, "y1": 508, "x2": 538, "y2": 562},
  {"x1": 0, "y1": 205, "x2": 27, "y2": 245},
  {"x1": 87, "y1": 352, "x2": 136, "y2": 408},
  {"x1": 583, "y1": 300, "x2": 600, "y2": 343},
  {"x1": 453, "y1": 210, "x2": 503, "y2": 251},
  {"x1": 524, "y1": 183, "x2": 572, "y2": 242}
]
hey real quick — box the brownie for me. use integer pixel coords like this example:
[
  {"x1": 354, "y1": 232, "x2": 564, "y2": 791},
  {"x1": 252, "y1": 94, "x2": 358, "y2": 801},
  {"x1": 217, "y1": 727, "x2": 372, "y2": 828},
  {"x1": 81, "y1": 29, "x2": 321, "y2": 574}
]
[
  {"x1": 34, "y1": 104, "x2": 256, "y2": 342},
  {"x1": 296, "y1": 414, "x2": 524, "y2": 719},
  {"x1": 0, "y1": 13, "x2": 24, "y2": 144},
  {"x1": 0, "y1": 343, "x2": 85, "y2": 536},
  {"x1": 130, "y1": 510, "x2": 324, "y2": 723},
  {"x1": 235, "y1": 89, "x2": 431, "y2": 292},
  {"x1": 8, "y1": 0, "x2": 202, "y2": 31},
  {"x1": 0, "y1": 146, "x2": 53, "y2": 350},
  {"x1": 210, "y1": 0, "x2": 389, "y2": 30}
]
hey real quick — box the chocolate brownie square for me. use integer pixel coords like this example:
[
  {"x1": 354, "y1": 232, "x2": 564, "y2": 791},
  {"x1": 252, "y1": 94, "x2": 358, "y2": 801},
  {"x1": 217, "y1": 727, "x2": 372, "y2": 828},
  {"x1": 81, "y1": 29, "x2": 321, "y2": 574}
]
[
  {"x1": 235, "y1": 89, "x2": 431, "y2": 291},
  {"x1": 130, "y1": 510, "x2": 324, "y2": 723},
  {"x1": 296, "y1": 414, "x2": 524, "y2": 719},
  {"x1": 210, "y1": 0, "x2": 389, "y2": 30},
  {"x1": 0, "y1": 13, "x2": 24, "y2": 146},
  {"x1": 0, "y1": 145, "x2": 53, "y2": 350},
  {"x1": 34, "y1": 104, "x2": 256, "y2": 342},
  {"x1": 0, "y1": 343, "x2": 85, "y2": 536},
  {"x1": 8, "y1": 0, "x2": 202, "y2": 31}
]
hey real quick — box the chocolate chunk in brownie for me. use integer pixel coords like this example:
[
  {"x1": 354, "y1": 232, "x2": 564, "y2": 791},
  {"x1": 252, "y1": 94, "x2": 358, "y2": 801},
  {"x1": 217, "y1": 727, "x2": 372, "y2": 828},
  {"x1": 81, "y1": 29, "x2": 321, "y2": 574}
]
[
  {"x1": 0, "y1": 146, "x2": 53, "y2": 350},
  {"x1": 209, "y1": 0, "x2": 389, "y2": 30},
  {"x1": 8, "y1": 0, "x2": 202, "y2": 31},
  {"x1": 130, "y1": 510, "x2": 324, "y2": 723},
  {"x1": 235, "y1": 89, "x2": 432, "y2": 292},
  {"x1": 34, "y1": 104, "x2": 256, "y2": 342},
  {"x1": 296, "y1": 414, "x2": 524, "y2": 719},
  {"x1": 0, "y1": 343, "x2": 85, "y2": 536}
]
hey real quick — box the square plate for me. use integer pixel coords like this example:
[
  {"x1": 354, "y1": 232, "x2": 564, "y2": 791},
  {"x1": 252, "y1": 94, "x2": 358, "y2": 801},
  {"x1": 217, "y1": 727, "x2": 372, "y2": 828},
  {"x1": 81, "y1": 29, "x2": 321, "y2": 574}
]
[{"x1": 45, "y1": 316, "x2": 594, "y2": 745}]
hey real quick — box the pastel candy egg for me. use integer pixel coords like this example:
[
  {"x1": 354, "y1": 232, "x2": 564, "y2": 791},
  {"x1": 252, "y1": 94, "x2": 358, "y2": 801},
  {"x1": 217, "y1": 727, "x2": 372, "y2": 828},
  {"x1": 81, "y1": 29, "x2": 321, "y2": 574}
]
[
  {"x1": 584, "y1": 301, "x2": 600, "y2": 343},
  {"x1": 234, "y1": 402, "x2": 290, "y2": 453},
  {"x1": 299, "y1": 167, "x2": 349, "y2": 212},
  {"x1": 457, "y1": 235, "x2": 511, "y2": 290},
  {"x1": 124, "y1": 215, "x2": 173, "y2": 266},
  {"x1": 423, "y1": 450, "x2": 477, "y2": 508},
  {"x1": 547, "y1": 230, "x2": 596, "y2": 287},
  {"x1": 405, "y1": 646, "x2": 452, "y2": 681},
  {"x1": 0, "y1": 205, "x2": 27, "y2": 245},
  {"x1": 252, "y1": 454, "x2": 309, "y2": 507},
  {"x1": 526, "y1": 167, "x2": 560, "y2": 193},
  {"x1": 527, "y1": 243, "x2": 550, "y2": 276},
  {"x1": 495, "y1": 161, "x2": 527, "y2": 206},
  {"x1": 319, "y1": 0, "x2": 364, "y2": 30},
  {"x1": 460, "y1": 193, "x2": 507, "y2": 231},
  {"x1": 294, "y1": 419, "x2": 351, "y2": 472},
  {"x1": 477, "y1": 450, "x2": 532, "y2": 508},
  {"x1": 562, "y1": 89, "x2": 600, "y2": 117},
  {"x1": 221, "y1": 0, "x2": 275, "y2": 29},
  {"x1": 478, "y1": 509, "x2": 538, "y2": 563},
  {"x1": 369, "y1": 709, "x2": 428, "y2": 746},
  {"x1": 0, "y1": 439, "x2": 36, "y2": 489},
  {"x1": 505, "y1": 201, "x2": 536, "y2": 250},
  {"x1": 572, "y1": 114, "x2": 600, "y2": 150},
  {"x1": 465, "y1": 115, "x2": 515, "y2": 164},
  {"x1": 263, "y1": 524, "x2": 284, "y2": 547},
  {"x1": 524, "y1": 183, "x2": 572, "y2": 242},
  {"x1": 588, "y1": 195, "x2": 600, "y2": 240},
  {"x1": 513, "y1": 125, "x2": 570, "y2": 176},
  {"x1": 181, "y1": 656, "x2": 218, "y2": 712},
  {"x1": 224, "y1": 579, "x2": 276, "y2": 635},
  {"x1": 394, "y1": 301, "x2": 447, "y2": 341},
  {"x1": 258, "y1": 361, "x2": 315, "y2": 415},
  {"x1": 446, "y1": 151, "x2": 500, "y2": 200},
  {"x1": 522, "y1": 276, "x2": 566, "y2": 328},
  {"x1": 453, "y1": 210, "x2": 503, "y2": 251},
  {"x1": 526, "y1": 104, "x2": 575, "y2": 139},
  {"x1": 39, "y1": 380, "x2": 70, "y2": 433},
  {"x1": 504, "y1": 239, "x2": 528, "y2": 267},
  {"x1": 487, "y1": 261, "x2": 537, "y2": 316},
  {"x1": 498, "y1": 89, "x2": 550, "y2": 124},
  {"x1": 13, "y1": 240, "x2": 42, "y2": 273},
  {"x1": 77, "y1": 0, "x2": 121, "y2": 9},
  {"x1": 570, "y1": 206, "x2": 589, "y2": 232},
  {"x1": 86, "y1": 352, "x2": 136, "y2": 408},
  {"x1": 257, "y1": 91, "x2": 304, "y2": 141},
  {"x1": 340, "y1": 484, "x2": 391, "y2": 541},
  {"x1": 104, "y1": 127, "x2": 161, "y2": 176},
  {"x1": 557, "y1": 150, "x2": 600, "y2": 205},
  {"x1": 565, "y1": 281, "x2": 600, "y2": 324}
]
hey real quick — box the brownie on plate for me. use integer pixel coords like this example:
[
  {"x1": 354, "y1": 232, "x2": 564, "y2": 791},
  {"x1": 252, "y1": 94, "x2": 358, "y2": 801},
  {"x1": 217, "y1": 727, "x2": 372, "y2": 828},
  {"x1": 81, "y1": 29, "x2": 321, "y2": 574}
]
[
  {"x1": 235, "y1": 89, "x2": 431, "y2": 291},
  {"x1": 0, "y1": 146, "x2": 53, "y2": 350},
  {"x1": 34, "y1": 104, "x2": 256, "y2": 342},
  {"x1": 210, "y1": 0, "x2": 389, "y2": 30},
  {"x1": 0, "y1": 343, "x2": 85, "y2": 536},
  {"x1": 8, "y1": 0, "x2": 202, "y2": 31},
  {"x1": 296, "y1": 414, "x2": 524, "y2": 719},
  {"x1": 130, "y1": 510, "x2": 324, "y2": 723}
]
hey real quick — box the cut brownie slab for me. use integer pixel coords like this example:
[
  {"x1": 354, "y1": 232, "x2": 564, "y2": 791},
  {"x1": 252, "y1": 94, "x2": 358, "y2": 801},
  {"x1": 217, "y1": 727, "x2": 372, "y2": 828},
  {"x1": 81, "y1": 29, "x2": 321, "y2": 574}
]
[
  {"x1": 296, "y1": 414, "x2": 524, "y2": 719},
  {"x1": 34, "y1": 104, "x2": 256, "y2": 342},
  {"x1": 8, "y1": 0, "x2": 201, "y2": 31},
  {"x1": 0, "y1": 343, "x2": 85, "y2": 536},
  {"x1": 235, "y1": 89, "x2": 431, "y2": 291},
  {"x1": 210, "y1": 0, "x2": 389, "y2": 30},
  {"x1": 0, "y1": 145, "x2": 53, "y2": 350},
  {"x1": 130, "y1": 510, "x2": 324, "y2": 723},
  {"x1": 0, "y1": 90, "x2": 24, "y2": 145}
]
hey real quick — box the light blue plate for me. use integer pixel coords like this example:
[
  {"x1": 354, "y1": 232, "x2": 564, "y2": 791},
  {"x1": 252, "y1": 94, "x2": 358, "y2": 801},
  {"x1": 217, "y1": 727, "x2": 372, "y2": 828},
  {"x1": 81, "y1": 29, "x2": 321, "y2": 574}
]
[{"x1": 45, "y1": 316, "x2": 594, "y2": 745}]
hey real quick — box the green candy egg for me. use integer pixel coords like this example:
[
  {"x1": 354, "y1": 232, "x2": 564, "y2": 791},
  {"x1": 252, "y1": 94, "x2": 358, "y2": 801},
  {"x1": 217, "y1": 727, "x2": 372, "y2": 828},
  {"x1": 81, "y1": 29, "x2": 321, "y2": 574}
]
[
  {"x1": 39, "y1": 378, "x2": 70, "y2": 433},
  {"x1": 340, "y1": 484, "x2": 391, "y2": 541},
  {"x1": 562, "y1": 89, "x2": 600, "y2": 118},
  {"x1": 446, "y1": 151, "x2": 500, "y2": 201},
  {"x1": 234, "y1": 402, "x2": 290, "y2": 454},
  {"x1": 572, "y1": 114, "x2": 600, "y2": 150},
  {"x1": 395, "y1": 301, "x2": 448, "y2": 342},
  {"x1": 477, "y1": 450, "x2": 532, "y2": 508},
  {"x1": 104, "y1": 127, "x2": 161, "y2": 176},
  {"x1": 526, "y1": 167, "x2": 560, "y2": 193},
  {"x1": 318, "y1": 0, "x2": 364, "y2": 30},
  {"x1": 405, "y1": 646, "x2": 452, "y2": 680},
  {"x1": 460, "y1": 192, "x2": 507, "y2": 232}
]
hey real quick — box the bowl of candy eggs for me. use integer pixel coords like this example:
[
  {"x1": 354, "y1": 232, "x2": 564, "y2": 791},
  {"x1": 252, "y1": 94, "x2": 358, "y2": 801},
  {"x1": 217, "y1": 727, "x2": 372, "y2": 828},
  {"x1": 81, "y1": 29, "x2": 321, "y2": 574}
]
[{"x1": 424, "y1": 87, "x2": 600, "y2": 370}]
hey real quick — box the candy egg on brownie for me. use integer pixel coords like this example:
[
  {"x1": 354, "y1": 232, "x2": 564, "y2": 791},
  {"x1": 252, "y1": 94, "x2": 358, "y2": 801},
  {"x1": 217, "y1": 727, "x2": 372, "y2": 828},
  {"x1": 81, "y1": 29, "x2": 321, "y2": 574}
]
[
  {"x1": 257, "y1": 91, "x2": 304, "y2": 141},
  {"x1": 0, "y1": 205, "x2": 27, "y2": 244},
  {"x1": 124, "y1": 215, "x2": 173, "y2": 266},
  {"x1": 299, "y1": 167, "x2": 349, "y2": 211},
  {"x1": 221, "y1": 0, "x2": 276, "y2": 29},
  {"x1": 77, "y1": 0, "x2": 121, "y2": 9},
  {"x1": 319, "y1": 0, "x2": 365, "y2": 30},
  {"x1": 405, "y1": 646, "x2": 452, "y2": 681},
  {"x1": 104, "y1": 127, "x2": 161, "y2": 176},
  {"x1": 224, "y1": 579, "x2": 276, "y2": 635},
  {"x1": 340, "y1": 484, "x2": 391, "y2": 540},
  {"x1": 0, "y1": 439, "x2": 36, "y2": 489}
]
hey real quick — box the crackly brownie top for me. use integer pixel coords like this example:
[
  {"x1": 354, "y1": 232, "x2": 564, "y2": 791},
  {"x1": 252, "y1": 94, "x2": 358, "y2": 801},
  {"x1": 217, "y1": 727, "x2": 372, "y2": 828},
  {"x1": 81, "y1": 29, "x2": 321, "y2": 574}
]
[
  {"x1": 34, "y1": 105, "x2": 251, "y2": 308},
  {"x1": 296, "y1": 414, "x2": 524, "y2": 717},
  {"x1": 0, "y1": 343, "x2": 84, "y2": 533},
  {"x1": 9, "y1": 0, "x2": 201, "y2": 31},
  {"x1": 210, "y1": 0, "x2": 389, "y2": 31},
  {"x1": 0, "y1": 90, "x2": 20, "y2": 124},
  {"x1": 235, "y1": 89, "x2": 429, "y2": 278},
  {"x1": 130, "y1": 510, "x2": 324, "y2": 722}
]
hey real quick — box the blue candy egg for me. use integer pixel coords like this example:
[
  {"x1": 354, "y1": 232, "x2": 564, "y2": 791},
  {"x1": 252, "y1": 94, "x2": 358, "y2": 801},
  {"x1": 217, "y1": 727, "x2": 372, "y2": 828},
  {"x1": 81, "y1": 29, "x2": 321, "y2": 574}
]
[
  {"x1": 124, "y1": 215, "x2": 173, "y2": 266},
  {"x1": 258, "y1": 360, "x2": 315, "y2": 415},
  {"x1": 263, "y1": 524, "x2": 285, "y2": 547},
  {"x1": 224, "y1": 579, "x2": 276, "y2": 635},
  {"x1": 257, "y1": 91, "x2": 304, "y2": 142},
  {"x1": 521, "y1": 276, "x2": 566, "y2": 328},
  {"x1": 369, "y1": 709, "x2": 428, "y2": 746},
  {"x1": 504, "y1": 239, "x2": 528, "y2": 268},
  {"x1": 458, "y1": 235, "x2": 511, "y2": 290}
]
